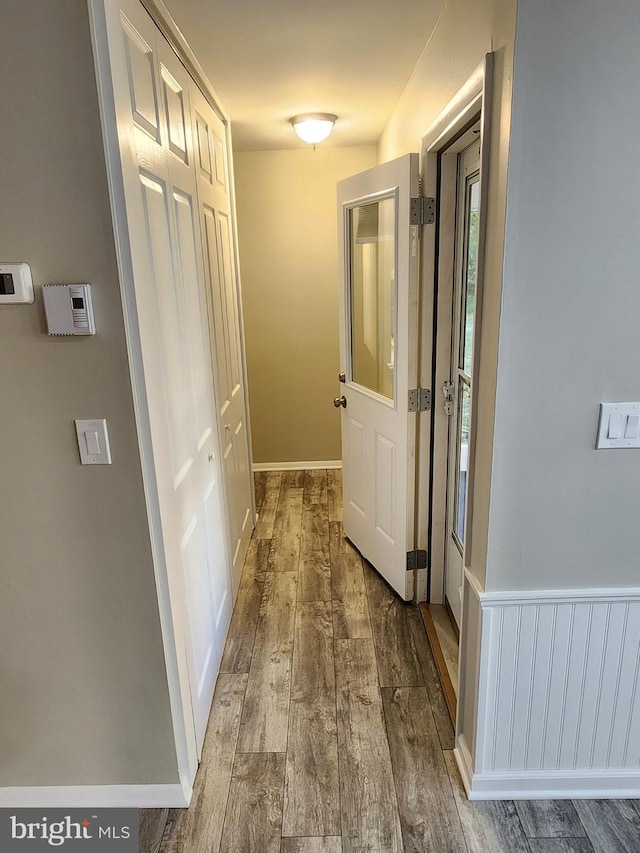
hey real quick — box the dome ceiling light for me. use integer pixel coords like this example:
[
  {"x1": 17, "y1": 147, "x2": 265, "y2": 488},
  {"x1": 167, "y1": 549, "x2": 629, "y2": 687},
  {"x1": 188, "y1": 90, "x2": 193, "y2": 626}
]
[{"x1": 289, "y1": 113, "x2": 338, "y2": 146}]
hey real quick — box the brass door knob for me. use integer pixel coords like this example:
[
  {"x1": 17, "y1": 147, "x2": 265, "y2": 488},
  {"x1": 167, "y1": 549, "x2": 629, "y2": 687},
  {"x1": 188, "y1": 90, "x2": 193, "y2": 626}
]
[{"x1": 333, "y1": 395, "x2": 347, "y2": 408}]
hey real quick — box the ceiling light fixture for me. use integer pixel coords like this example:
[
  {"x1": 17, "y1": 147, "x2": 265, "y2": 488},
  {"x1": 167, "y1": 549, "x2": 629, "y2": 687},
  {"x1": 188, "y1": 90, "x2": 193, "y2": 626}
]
[{"x1": 289, "y1": 113, "x2": 338, "y2": 146}]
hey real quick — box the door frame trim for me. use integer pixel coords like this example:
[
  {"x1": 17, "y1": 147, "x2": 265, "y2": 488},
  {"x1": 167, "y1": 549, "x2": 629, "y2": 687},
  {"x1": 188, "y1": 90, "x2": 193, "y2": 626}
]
[{"x1": 416, "y1": 55, "x2": 493, "y2": 605}]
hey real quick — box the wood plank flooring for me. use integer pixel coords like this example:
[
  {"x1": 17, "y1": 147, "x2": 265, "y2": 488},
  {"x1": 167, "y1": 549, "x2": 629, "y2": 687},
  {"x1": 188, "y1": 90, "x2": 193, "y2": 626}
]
[{"x1": 141, "y1": 470, "x2": 640, "y2": 853}]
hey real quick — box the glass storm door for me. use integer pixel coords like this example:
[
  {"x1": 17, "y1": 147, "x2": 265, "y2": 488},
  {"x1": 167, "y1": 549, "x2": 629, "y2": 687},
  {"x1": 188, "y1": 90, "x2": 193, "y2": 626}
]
[
  {"x1": 445, "y1": 139, "x2": 480, "y2": 627},
  {"x1": 337, "y1": 154, "x2": 420, "y2": 601}
]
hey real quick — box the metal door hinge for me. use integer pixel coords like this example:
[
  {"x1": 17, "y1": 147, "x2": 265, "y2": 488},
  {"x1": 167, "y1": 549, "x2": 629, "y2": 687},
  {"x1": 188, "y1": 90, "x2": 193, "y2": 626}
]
[
  {"x1": 410, "y1": 196, "x2": 435, "y2": 226},
  {"x1": 408, "y1": 388, "x2": 431, "y2": 412},
  {"x1": 407, "y1": 549, "x2": 427, "y2": 571},
  {"x1": 442, "y1": 380, "x2": 455, "y2": 416}
]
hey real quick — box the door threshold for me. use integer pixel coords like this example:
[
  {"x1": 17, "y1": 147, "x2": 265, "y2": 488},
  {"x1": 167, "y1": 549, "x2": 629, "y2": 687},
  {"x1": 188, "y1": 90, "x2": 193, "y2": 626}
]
[{"x1": 419, "y1": 602, "x2": 458, "y2": 726}]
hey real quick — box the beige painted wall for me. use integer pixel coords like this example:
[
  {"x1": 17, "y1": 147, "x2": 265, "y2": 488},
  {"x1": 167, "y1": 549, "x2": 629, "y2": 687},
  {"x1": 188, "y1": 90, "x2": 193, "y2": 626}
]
[
  {"x1": 378, "y1": 0, "x2": 517, "y2": 590},
  {"x1": 0, "y1": 0, "x2": 177, "y2": 785},
  {"x1": 234, "y1": 146, "x2": 377, "y2": 464}
]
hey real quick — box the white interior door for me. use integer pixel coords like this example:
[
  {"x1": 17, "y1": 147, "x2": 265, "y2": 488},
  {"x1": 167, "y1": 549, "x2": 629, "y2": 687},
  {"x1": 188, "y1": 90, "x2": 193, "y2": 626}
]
[
  {"x1": 337, "y1": 155, "x2": 420, "y2": 601},
  {"x1": 110, "y1": 0, "x2": 234, "y2": 754},
  {"x1": 444, "y1": 138, "x2": 480, "y2": 627},
  {"x1": 190, "y1": 83, "x2": 254, "y2": 595}
]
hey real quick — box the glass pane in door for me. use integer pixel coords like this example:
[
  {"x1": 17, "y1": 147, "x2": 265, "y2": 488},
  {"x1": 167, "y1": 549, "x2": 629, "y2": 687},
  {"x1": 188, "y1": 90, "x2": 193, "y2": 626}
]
[
  {"x1": 454, "y1": 380, "x2": 470, "y2": 545},
  {"x1": 348, "y1": 197, "x2": 395, "y2": 399},
  {"x1": 462, "y1": 179, "x2": 480, "y2": 374}
]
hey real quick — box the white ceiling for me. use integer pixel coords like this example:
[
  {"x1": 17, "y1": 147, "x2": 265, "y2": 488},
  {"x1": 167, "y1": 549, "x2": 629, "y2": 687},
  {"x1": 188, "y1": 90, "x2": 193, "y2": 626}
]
[{"x1": 163, "y1": 0, "x2": 444, "y2": 151}]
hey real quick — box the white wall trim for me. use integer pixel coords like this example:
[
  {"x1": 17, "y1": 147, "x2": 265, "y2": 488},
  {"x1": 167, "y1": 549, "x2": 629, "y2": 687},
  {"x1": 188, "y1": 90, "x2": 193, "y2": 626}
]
[
  {"x1": 467, "y1": 572, "x2": 640, "y2": 606},
  {"x1": 253, "y1": 460, "x2": 342, "y2": 471},
  {"x1": 421, "y1": 58, "x2": 486, "y2": 153},
  {"x1": 463, "y1": 769, "x2": 640, "y2": 801},
  {"x1": 454, "y1": 734, "x2": 475, "y2": 794},
  {"x1": 461, "y1": 575, "x2": 640, "y2": 799},
  {"x1": 0, "y1": 782, "x2": 191, "y2": 809}
]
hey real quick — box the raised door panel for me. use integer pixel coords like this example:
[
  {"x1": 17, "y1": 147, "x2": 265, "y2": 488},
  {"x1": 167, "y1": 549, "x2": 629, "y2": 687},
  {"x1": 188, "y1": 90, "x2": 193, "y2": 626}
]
[
  {"x1": 228, "y1": 417, "x2": 252, "y2": 565},
  {"x1": 180, "y1": 511, "x2": 218, "y2": 740},
  {"x1": 374, "y1": 431, "x2": 396, "y2": 545},
  {"x1": 202, "y1": 206, "x2": 232, "y2": 414},
  {"x1": 138, "y1": 174, "x2": 194, "y2": 489},
  {"x1": 212, "y1": 124, "x2": 228, "y2": 195},
  {"x1": 202, "y1": 469, "x2": 232, "y2": 645},
  {"x1": 160, "y1": 64, "x2": 189, "y2": 164},
  {"x1": 346, "y1": 417, "x2": 366, "y2": 518},
  {"x1": 172, "y1": 189, "x2": 215, "y2": 453},
  {"x1": 121, "y1": 15, "x2": 161, "y2": 142},
  {"x1": 195, "y1": 109, "x2": 213, "y2": 184},
  {"x1": 222, "y1": 438, "x2": 242, "y2": 566},
  {"x1": 218, "y1": 213, "x2": 243, "y2": 399}
]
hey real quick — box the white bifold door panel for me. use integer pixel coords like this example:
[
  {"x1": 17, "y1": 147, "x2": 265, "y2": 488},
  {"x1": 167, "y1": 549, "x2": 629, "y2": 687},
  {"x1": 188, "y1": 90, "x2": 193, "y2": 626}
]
[
  {"x1": 337, "y1": 154, "x2": 420, "y2": 601},
  {"x1": 190, "y1": 83, "x2": 254, "y2": 589},
  {"x1": 101, "y1": 0, "x2": 254, "y2": 758}
]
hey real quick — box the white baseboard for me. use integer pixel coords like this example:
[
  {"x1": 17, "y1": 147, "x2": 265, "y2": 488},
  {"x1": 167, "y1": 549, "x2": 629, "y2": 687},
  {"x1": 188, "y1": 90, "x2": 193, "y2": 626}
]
[
  {"x1": 454, "y1": 734, "x2": 474, "y2": 795},
  {"x1": 0, "y1": 782, "x2": 190, "y2": 808},
  {"x1": 463, "y1": 769, "x2": 640, "y2": 800},
  {"x1": 462, "y1": 572, "x2": 640, "y2": 799},
  {"x1": 253, "y1": 460, "x2": 342, "y2": 471}
]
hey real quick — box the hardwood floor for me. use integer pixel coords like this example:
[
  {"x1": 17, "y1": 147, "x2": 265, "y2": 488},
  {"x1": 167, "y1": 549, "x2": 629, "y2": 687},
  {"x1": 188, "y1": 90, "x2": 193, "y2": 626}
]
[{"x1": 140, "y1": 470, "x2": 640, "y2": 853}]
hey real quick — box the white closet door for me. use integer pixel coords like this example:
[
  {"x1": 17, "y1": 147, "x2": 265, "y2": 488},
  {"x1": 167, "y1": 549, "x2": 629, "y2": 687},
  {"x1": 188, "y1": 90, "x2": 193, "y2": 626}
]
[
  {"x1": 116, "y1": 0, "x2": 232, "y2": 755},
  {"x1": 190, "y1": 82, "x2": 254, "y2": 593}
]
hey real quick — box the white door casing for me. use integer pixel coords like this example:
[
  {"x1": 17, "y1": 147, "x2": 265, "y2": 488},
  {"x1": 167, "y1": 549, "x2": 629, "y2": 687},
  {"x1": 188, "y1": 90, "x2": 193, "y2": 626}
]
[
  {"x1": 337, "y1": 154, "x2": 420, "y2": 601},
  {"x1": 418, "y1": 55, "x2": 492, "y2": 613},
  {"x1": 96, "y1": 0, "x2": 244, "y2": 763}
]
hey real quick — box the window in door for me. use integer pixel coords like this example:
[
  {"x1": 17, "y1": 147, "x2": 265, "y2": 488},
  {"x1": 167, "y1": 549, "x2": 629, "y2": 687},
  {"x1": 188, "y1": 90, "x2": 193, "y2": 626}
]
[
  {"x1": 452, "y1": 177, "x2": 479, "y2": 548},
  {"x1": 348, "y1": 196, "x2": 395, "y2": 401}
]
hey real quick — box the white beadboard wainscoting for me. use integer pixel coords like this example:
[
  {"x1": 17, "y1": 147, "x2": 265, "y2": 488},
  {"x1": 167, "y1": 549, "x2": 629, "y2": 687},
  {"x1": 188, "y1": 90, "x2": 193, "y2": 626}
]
[{"x1": 456, "y1": 570, "x2": 640, "y2": 799}]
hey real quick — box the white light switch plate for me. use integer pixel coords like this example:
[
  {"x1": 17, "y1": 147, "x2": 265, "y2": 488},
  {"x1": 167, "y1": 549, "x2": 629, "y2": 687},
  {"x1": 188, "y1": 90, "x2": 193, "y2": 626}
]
[
  {"x1": 75, "y1": 419, "x2": 111, "y2": 464},
  {"x1": 596, "y1": 402, "x2": 640, "y2": 449}
]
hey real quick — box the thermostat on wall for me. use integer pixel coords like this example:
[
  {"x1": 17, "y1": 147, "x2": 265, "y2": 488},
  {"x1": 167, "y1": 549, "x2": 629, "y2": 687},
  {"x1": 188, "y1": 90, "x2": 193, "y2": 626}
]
[
  {"x1": 43, "y1": 283, "x2": 96, "y2": 335},
  {"x1": 0, "y1": 263, "x2": 34, "y2": 304}
]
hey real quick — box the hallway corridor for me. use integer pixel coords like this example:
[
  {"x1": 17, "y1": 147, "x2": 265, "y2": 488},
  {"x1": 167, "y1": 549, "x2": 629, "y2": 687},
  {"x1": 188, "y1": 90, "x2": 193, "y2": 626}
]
[{"x1": 142, "y1": 470, "x2": 640, "y2": 852}]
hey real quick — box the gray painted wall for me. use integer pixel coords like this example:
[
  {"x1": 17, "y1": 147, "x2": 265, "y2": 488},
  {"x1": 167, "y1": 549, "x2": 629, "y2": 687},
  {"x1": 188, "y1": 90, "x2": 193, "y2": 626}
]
[
  {"x1": 488, "y1": 0, "x2": 640, "y2": 591},
  {"x1": 0, "y1": 0, "x2": 177, "y2": 785}
]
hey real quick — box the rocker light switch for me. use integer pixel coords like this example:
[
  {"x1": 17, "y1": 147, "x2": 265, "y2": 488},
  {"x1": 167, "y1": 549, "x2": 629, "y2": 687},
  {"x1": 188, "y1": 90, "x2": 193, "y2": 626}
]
[
  {"x1": 84, "y1": 429, "x2": 101, "y2": 456},
  {"x1": 75, "y1": 419, "x2": 111, "y2": 464},
  {"x1": 608, "y1": 413, "x2": 621, "y2": 439},
  {"x1": 624, "y1": 414, "x2": 639, "y2": 439},
  {"x1": 596, "y1": 403, "x2": 640, "y2": 449}
]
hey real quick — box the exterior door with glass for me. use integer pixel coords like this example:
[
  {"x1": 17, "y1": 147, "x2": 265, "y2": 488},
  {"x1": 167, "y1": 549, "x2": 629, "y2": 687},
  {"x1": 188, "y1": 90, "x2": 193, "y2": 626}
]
[
  {"x1": 337, "y1": 154, "x2": 420, "y2": 601},
  {"x1": 444, "y1": 139, "x2": 480, "y2": 627}
]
